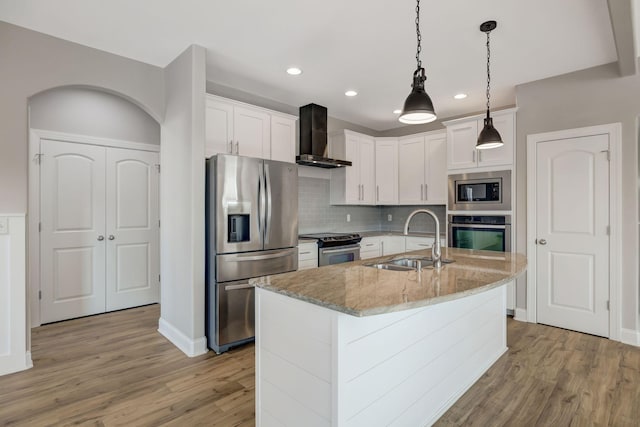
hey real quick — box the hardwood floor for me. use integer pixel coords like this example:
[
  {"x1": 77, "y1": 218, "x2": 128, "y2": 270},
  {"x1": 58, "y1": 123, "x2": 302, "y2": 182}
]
[
  {"x1": 1, "y1": 305, "x2": 639, "y2": 426},
  {"x1": 0, "y1": 305, "x2": 255, "y2": 426}
]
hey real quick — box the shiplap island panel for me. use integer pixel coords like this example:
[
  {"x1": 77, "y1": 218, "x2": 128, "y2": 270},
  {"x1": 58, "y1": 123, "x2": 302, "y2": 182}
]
[{"x1": 254, "y1": 248, "x2": 526, "y2": 426}]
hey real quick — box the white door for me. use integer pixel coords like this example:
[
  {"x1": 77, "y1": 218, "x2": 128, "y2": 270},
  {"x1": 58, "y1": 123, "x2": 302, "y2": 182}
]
[
  {"x1": 535, "y1": 134, "x2": 610, "y2": 337},
  {"x1": 105, "y1": 148, "x2": 160, "y2": 311},
  {"x1": 234, "y1": 106, "x2": 270, "y2": 159},
  {"x1": 398, "y1": 136, "x2": 425, "y2": 204},
  {"x1": 40, "y1": 140, "x2": 106, "y2": 323}
]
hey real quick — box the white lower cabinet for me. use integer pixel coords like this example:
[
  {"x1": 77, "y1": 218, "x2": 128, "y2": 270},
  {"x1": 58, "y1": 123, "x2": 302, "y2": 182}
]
[
  {"x1": 380, "y1": 235, "x2": 405, "y2": 256},
  {"x1": 360, "y1": 237, "x2": 381, "y2": 260},
  {"x1": 405, "y1": 236, "x2": 446, "y2": 252},
  {"x1": 298, "y1": 242, "x2": 318, "y2": 270}
]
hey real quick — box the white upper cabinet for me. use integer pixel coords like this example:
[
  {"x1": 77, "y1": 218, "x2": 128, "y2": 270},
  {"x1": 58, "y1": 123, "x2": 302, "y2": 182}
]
[
  {"x1": 233, "y1": 106, "x2": 270, "y2": 159},
  {"x1": 445, "y1": 109, "x2": 516, "y2": 171},
  {"x1": 270, "y1": 115, "x2": 296, "y2": 163},
  {"x1": 330, "y1": 130, "x2": 376, "y2": 205},
  {"x1": 205, "y1": 99, "x2": 234, "y2": 158},
  {"x1": 374, "y1": 138, "x2": 398, "y2": 205},
  {"x1": 398, "y1": 131, "x2": 447, "y2": 205},
  {"x1": 205, "y1": 94, "x2": 297, "y2": 162}
]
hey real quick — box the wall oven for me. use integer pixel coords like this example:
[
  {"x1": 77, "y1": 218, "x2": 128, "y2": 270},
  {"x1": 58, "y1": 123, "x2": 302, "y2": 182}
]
[
  {"x1": 448, "y1": 215, "x2": 511, "y2": 252},
  {"x1": 299, "y1": 233, "x2": 362, "y2": 266},
  {"x1": 448, "y1": 170, "x2": 511, "y2": 211}
]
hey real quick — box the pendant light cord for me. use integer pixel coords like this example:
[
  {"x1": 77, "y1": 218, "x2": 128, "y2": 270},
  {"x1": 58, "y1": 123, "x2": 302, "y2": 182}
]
[
  {"x1": 415, "y1": 0, "x2": 422, "y2": 69},
  {"x1": 486, "y1": 30, "x2": 491, "y2": 114}
]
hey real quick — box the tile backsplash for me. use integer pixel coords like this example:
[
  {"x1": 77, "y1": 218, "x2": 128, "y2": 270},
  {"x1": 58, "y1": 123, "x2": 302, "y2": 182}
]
[{"x1": 298, "y1": 177, "x2": 446, "y2": 234}]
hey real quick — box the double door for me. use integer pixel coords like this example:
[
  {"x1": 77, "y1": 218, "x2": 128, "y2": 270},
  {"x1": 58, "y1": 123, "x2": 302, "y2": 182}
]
[{"x1": 40, "y1": 140, "x2": 160, "y2": 323}]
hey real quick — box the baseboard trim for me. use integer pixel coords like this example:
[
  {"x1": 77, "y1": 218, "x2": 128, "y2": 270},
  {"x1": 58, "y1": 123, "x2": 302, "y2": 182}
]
[
  {"x1": 620, "y1": 328, "x2": 640, "y2": 346},
  {"x1": 158, "y1": 317, "x2": 208, "y2": 357},
  {"x1": 514, "y1": 308, "x2": 528, "y2": 322}
]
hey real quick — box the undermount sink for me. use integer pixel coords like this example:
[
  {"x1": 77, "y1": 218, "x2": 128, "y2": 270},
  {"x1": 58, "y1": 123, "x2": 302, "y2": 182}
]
[{"x1": 364, "y1": 256, "x2": 455, "y2": 272}]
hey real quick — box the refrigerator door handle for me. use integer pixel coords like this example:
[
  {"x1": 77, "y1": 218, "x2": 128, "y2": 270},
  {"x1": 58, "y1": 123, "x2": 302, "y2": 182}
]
[
  {"x1": 264, "y1": 162, "x2": 272, "y2": 245},
  {"x1": 234, "y1": 248, "x2": 296, "y2": 261},
  {"x1": 225, "y1": 283, "x2": 255, "y2": 291},
  {"x1": 257, "y1": 162, "x2": 263, "y2": 238}
]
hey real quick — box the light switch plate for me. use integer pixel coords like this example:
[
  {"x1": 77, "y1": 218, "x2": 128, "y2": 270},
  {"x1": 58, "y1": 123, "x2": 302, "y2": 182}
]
[{"x1": 0, "y1": 217, "x2": 8, "y2": 235}]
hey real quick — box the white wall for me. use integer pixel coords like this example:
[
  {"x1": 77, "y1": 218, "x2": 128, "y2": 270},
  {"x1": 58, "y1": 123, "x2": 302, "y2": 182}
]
[
  {"x1": 29, "y1": 86, "x2": 160, "y2": 144},
  {"x1": 0, "y1": 215, "x2": 31, "y2": 376},
  {"x1": 515, "y1": 62, "x2": 638, "y2": 332},
  {"x1": 158, "y1": 45, "x2": 208, "y2": 357},
  {"x1": 0, "y1": 21, "x2": 164, "y2": 213}
]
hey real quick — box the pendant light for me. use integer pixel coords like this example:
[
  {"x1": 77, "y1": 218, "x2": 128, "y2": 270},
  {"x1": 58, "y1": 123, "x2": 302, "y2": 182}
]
[
  {"x1": 399, "y1": 0, "x2": 436, "y2": 124},
  {"x1": 476, "y1": 20, "x2": 503, "y2": 150}
]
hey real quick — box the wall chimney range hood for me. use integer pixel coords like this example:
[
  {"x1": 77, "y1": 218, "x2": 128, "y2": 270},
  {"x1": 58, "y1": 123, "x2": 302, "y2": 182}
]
[{"x1": 296, "y1": 103, "x2": 352, "y2": 168}]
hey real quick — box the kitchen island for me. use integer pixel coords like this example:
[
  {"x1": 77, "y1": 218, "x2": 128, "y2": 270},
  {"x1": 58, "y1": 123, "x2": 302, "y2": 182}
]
[{"x1": 253, "y1": 247, "x2": 526, "y2": 427}]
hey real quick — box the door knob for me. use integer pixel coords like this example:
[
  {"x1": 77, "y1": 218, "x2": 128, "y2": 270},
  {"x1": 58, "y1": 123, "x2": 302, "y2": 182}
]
[
  {"x1": 538, "y1": 238, "x2": 547, "y2": 245},
  {"x1": 108, "y1": 235, "x2": 115, "y2": 240},
  {"x1": 97, "y1": 235, "x2": 104, "y2": 241}
]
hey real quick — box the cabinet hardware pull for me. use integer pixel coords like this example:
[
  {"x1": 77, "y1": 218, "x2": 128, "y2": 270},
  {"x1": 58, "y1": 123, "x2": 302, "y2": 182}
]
[
  {"x1": 361, "y1": 184, "x2": 364, "y2": 200},
  {"x1": 473, "y1": 150, "x2": 476, "y2": 163},
  {"x1": 235, "y1": 141, "x2": 239, "y2": 154},
  {"x1": 424, "y1": 184, "x2": 428, "y2": 200},
  {"x1": 300, "y1": 251, "x2": 311, "y2": 255},
  {"x1": 376, "y1": 185, "x2": 379, "y2": 201},
  {"x1": 229, "y1": 140, "x2": 233, "y2": 153},
  {"x1": 108, "y1": 235, "x2": 115, "y2": 240},
  {"x1": 97, "y1": 235, "x2": 104, "y2": 241},
  {"x1": 420, "y1": 184, "x2": 424, "y2": 200}
]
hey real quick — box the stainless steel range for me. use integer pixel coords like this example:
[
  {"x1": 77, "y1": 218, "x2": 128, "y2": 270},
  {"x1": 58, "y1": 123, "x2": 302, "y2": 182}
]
[{"x1": 299, "y1": 232, "x2": 362, "y2": 266}]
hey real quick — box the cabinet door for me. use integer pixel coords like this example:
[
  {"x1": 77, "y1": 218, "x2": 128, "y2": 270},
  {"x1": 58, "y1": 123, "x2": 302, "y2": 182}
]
[
  {"x1": 234, "y1": 106, "x2": 271, "y2": 159},
  {"x1": 447, "y1": 121, "x2": 478, "y2": 170},
  {"x1": 205, "y1": 99, "x2": 234, "y2": 158},
  {"x1": 398, "y1": 136, "x2": 426, "y2": 204},
  {"x1": 381, "y1": 236, "x2": 405, "y2": 255},
  {"x1": 405, "y1": 236, "x2": 435, "y2": 251},
  {"x1": 375, "y1": 138, "x2": 398, "y2": 205},
  {"x1": 360, "y1": 237, "x2": 381, "y2": 259},
  {"x1": 425, "y1": 133, "x2": 447, "y2": 203},
  {"x1": 477, "y1": 114, "x2": 514, "y2": 167},
  {"x1": 359, "y1": 137, "x2": 376, "y2": 205},
  {"x1": 344, "y1": 134, "x2": 361, "y2": 204},
  {"x1": 271, "y1": 115, "x2": 296, "y2": 163}
]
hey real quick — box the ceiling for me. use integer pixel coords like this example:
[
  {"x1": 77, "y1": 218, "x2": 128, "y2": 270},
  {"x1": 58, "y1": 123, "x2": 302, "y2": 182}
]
[{"x1": 0, "y1": 0, "x2": 633, "y2": 131}]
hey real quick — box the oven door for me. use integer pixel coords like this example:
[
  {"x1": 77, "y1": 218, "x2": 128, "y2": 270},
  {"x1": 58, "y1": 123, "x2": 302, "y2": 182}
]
[
  {"x1": 318, "y1": 244, "x2": 361, "y2": 266},
  {"x1": 449, "y1": 223, "x2": 511, "y2": 252}
]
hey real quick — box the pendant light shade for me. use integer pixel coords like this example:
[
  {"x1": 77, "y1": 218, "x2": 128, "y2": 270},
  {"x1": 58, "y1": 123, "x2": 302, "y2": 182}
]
[
  {"x1": 399, "y1": 68, "x2": 437, "y2": 124},
  {"x1": 476, "y1": 20, "x2": 503, "y2": 150},
  {"x1": 399, "y1": 0, "x2": 436, "y2": 125}
]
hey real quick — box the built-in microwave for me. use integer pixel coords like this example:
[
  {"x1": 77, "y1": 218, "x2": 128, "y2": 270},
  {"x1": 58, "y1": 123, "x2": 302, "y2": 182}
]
[{"x1": 448, "y1": 170, "x2": 511, "y2": 211}]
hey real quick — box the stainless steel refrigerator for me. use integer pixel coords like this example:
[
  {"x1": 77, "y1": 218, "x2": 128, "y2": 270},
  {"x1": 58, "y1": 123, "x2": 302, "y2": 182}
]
[{"x1": 205, "y1": 154, "x2": 298, "y2": 354}]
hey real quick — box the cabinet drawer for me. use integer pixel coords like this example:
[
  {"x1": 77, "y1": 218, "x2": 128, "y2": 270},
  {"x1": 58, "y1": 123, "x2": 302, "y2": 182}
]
[
  {"x1": 360, "y1": 250, "x2": 381, "y2": 260},
  {"x1": 298, "y1": 243, "x2": 318, "y2": 261},
  {"x1": 298, "y1": 258, "x2": 318, "y2": 270},
  {"x1": 360, "y1": 237, "x2": 381, "y2": 251},
  {"x1": 405, "y1": 236, "x2": 435, "y2": 251}
]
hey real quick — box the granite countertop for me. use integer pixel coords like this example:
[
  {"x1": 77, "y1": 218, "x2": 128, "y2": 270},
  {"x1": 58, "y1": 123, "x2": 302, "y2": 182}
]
[{"x1": 252, "y1": 247, "x2": 527, "y2": 317}]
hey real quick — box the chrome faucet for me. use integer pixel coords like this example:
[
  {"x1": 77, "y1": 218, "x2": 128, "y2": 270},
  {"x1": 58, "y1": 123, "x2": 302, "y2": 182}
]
[{"x1": 403, "y1": 209, "x2": 442, "y2": 269}]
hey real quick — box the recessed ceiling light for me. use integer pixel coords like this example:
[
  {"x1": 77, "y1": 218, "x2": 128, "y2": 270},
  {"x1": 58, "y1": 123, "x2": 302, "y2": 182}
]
[
  {"x1": 345, "y1": 90, "x2": 358, "y2": 97},
  {"x1": 393, "y1": 109, "x2": 402, "y2": 114},
  {"x1": 454, "y1": 93, "x2": 468, "y2": 100},
  {"x1": 286, "y1": 67, "x2": 302, "y2": 75}
]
